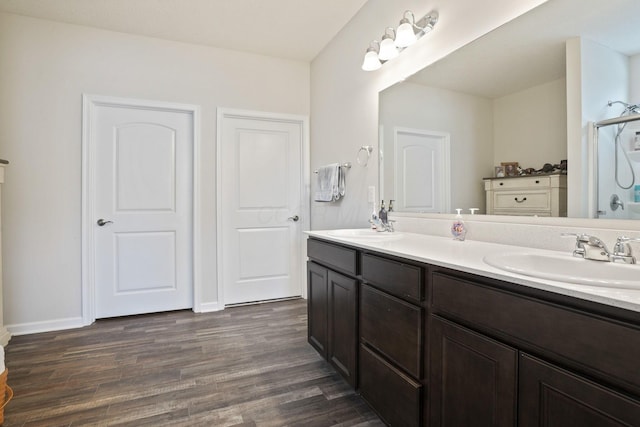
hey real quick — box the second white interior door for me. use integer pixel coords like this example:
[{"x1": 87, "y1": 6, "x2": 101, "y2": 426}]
[{"x1": 218, "y1": 110, "x2": 305, "y2": 305}]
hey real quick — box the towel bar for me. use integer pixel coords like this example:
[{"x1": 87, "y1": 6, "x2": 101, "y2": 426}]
[{"x1": 314, "y1": 162, "x2": 352, "y2": 174}]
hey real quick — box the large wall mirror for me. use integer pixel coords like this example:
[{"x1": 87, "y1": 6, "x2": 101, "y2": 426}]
[{"x1": 379, "y1": 0, "x2": 640, "y2": 219}]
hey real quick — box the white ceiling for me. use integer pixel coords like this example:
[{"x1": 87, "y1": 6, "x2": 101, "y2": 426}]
[
  {"x1": 408, "y1": 0, "x2": 640, "y2": 99},
  {"x1": 0, "y1": 0, "x2": 368, "y2": 61}
]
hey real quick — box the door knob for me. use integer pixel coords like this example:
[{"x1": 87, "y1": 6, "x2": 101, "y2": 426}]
[
  {"x1": 287, "y1": 215, "x2": 299, "y2": 222},
  {"x1": 97, "y1": 219, "x2": 114, "y2": 226}
]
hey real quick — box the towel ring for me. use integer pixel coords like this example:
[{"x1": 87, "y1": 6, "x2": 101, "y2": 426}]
[{"x1": 357, "y1": 145, "x2": 373, "y2": 167}]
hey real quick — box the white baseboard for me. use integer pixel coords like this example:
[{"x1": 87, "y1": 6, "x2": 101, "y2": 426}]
[
  {"x1": 7, "y1": 317, "x2": 85, "y2": 336},
  {"x1": 196, "y1": 301, "x2": 222, "y2": 313}
]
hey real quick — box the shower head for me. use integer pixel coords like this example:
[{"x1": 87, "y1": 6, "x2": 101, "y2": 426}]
[{"x1": 608, "y1": 100, "x2": 640, "y2": 114}]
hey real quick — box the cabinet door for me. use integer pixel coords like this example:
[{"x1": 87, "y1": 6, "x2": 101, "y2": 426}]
[
  {"x1": 430, "y1": 316, "x2": 517, "y2": 427},
  {"x1": 307, "y1": 261, "x2": 328, "y2": 358},
  {"x1": 519, "y1": 354, "x2": 640, "y2": 427},
  {"x1": 328, "y1": 270, "x2": 358, "y2": 387}
]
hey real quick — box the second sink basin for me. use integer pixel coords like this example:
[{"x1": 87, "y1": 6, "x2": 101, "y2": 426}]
[{"x1": 483, "y1": 252, "x2": 640, "y2": 289}]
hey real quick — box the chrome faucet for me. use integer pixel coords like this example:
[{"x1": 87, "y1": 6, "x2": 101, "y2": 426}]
[
  {"x1": 563, "y1": 233, "x2": 640, "y2": 263},
  {"x1": 562, "y1": 233, "x2": 611, "y2": 261},
  {"x1": 369, "y1": 217, "x2": 396, "y2": 232},
  {"x1": 610, "y1": 236, "x2": 640, "y2": 264}
]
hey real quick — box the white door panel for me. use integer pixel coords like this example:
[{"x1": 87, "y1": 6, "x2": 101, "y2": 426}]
[
  {"x1": 219, "y1": 111, "x2": 305, "y2": 305},
  {"x1": 394, "y1": 128, "x2": 451, "y2": 213},
  {"x1": 92, "y1": 101, "x2": 193, "y2": 318},
  {"x1": 115, "y1": 124, "x2": 176, "y2": 211},
  {"x1": 114, "y1": 232, "x2": 176, "y2": 292}
]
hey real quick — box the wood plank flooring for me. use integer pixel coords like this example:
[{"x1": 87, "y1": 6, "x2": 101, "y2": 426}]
[{"x1": 3, "y1": 299, "x2": 384, "y2": 426}]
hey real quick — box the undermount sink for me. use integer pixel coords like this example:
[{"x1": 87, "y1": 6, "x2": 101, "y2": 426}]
[
  {"x1": 327, "y1": 229, "x2": 403, "y2": 241},
  {"x1": 483, "y1": 252, "x2": 640, "y2": 289}
]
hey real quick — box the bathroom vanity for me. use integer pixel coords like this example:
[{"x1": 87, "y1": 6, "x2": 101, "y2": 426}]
[{"x1": 306, "y1": 230, "x2": 640, "y2": 427}]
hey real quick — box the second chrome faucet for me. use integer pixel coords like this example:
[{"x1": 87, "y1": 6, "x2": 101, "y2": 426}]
[{"x1": 563, "y1": 233, "x2": 640, "y2": 264}]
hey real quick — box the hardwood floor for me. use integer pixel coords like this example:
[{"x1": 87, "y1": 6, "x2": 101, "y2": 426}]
[{"x1": 3, "y1": 299, "x2": 383, "y2": 427}]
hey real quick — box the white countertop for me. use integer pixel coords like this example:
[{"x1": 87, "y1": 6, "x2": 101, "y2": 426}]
[{"x1": 306, "y1": 229, "x2": 640, "y2": 314}]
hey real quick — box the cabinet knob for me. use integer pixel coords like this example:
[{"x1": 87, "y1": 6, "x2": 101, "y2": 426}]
[{"x1": 514, "y1": 197, "x2": 527, "y2": 203}]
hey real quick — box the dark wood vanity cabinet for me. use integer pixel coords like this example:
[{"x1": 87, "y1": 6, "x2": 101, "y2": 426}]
[
  {"x1": 430, "y1": 270, "x2": 640, "y2": 427},
  {"x1": 307, "y1": 239, "x2": 358, "y2": 387},
  {"x1": 359, "y1": 253, "x2": 425, "y2": 427},
  {"x1": 307, "y1": 237, "x2": 640, "y2": 426}
]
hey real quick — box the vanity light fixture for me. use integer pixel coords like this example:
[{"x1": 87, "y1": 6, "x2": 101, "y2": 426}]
[
  {"x1": 362, "y1": 9, "x2": 438, "y2": 71},
  {"x1": 396, "y1": 10, "x2": 438, "y2": 47},
  {"x1": 378, "y1": 28, "x2": 399, "y2": 61},
  {"x1": 361, "y1": 40, "x2": 382, "y2": 71},
  {"x1": 395, "y1": 12, "x2": 419, "y2": 47}
]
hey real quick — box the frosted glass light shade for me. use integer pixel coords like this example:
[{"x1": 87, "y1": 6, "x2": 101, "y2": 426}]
[
  {"x1": 361, "y1": 50, "x2": 382, "y2": 71},
  {"x1": 378, "y1": 37, "x2": 399, "y2": 60},
  {"x1": 395, "y1": 22, "x2": 417, "y2": 48}
]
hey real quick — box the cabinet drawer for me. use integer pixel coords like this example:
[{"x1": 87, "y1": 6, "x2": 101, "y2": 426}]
[
  {"x1": 361, "y1": 253, "x2": 423, "y2": 302},
  {"x1": 360, "y1": 284, "x2": 423, "y2": 378},
  {"x1": 491, "y1": 176, "x2": 550, "y2": 189},
  {"x1": 359, "y1": 344, "x2": 422, "y2": 427},
  {"x1": 307, "y1": 238, "x2": 357, "y2": 276},
  {"x1": 432, "y1": 272, "x2": 640, "y2": 395},
  {"x1": 493, "y1": 190, "x2": 550, "y2": 210}
]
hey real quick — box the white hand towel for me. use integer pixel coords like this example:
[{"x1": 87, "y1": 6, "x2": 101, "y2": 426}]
[{"x1": 314, "y1": 163, "x2": 341, "y2": 202}]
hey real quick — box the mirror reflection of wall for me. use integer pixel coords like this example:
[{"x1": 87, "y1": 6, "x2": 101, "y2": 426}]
[
  {"x1": 379, "y1": 82, "x2": 493, "y2": 213},
  {"x1": 379, "y1": 0, "x2": 640, "y2": 218},
  {"x1": 379, "y1": 75, "x2": 567, "y2": 214}
]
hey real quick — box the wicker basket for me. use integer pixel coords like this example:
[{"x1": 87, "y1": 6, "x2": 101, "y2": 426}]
[{"x1": 0, "y1": 369, "x2": 12, "y2": 425}]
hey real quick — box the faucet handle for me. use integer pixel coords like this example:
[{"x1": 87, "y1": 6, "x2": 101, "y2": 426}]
[
  {"x1": 612, "y1": 236, "x2": 639, "y2": 263},
  {"x1": 614, "y1": 236, "x2": 640, "y2": 254},
  {"x1": 616, "y1": 235, "x2": 640, "y2": 243}
]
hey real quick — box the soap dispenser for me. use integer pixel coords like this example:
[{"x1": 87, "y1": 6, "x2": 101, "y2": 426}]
[
  {"x1": 451, "y1": 209, "x2": 467, "y2": 241},
  {"x1": 378, "y1": 200, "x2": 388, "y2": 224}
]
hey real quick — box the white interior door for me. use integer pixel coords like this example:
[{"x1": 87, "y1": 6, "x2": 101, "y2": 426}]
[
  {"x1": 89, "y1": 98, "x2": 194, "y2": 319},
  {"x1": 394, "y1": 127, "x2": 451, "y2": 213},
  {"x1": 218, "y1": 110, "x2": 306, "y2": 306}
]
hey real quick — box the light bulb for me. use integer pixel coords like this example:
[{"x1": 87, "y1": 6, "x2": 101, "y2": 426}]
[
  {"x1": 361, "y1": 50, "x2": 382, "y2": 71},
  {"x1": 378, "y1": 36, "x2": 399, "y2": 61},
  {"x1": 395, "y1": 20, "x2": 417, "y2": 48}
]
